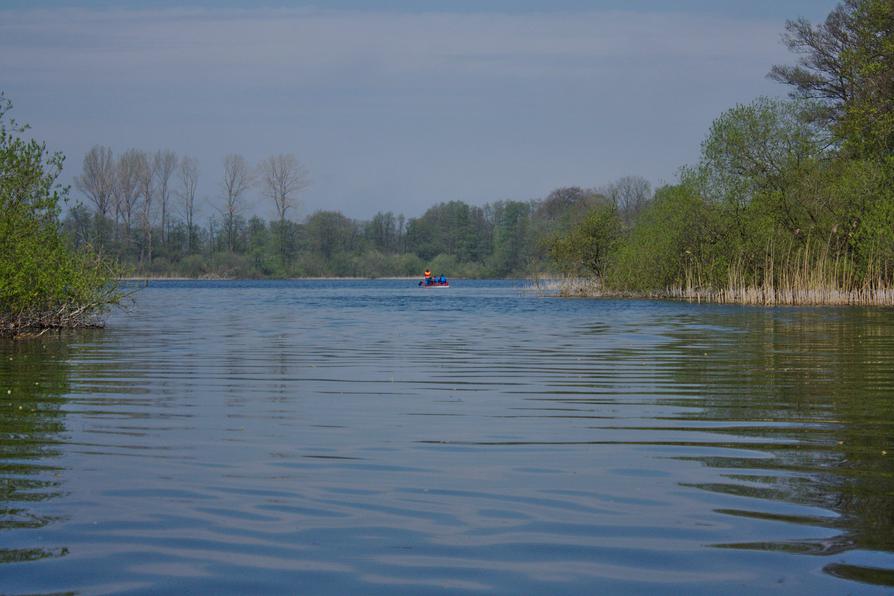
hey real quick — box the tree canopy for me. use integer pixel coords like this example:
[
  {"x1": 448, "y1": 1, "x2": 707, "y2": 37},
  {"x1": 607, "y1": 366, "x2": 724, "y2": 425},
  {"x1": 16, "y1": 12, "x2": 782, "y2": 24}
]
[{"x1": 770, "y1": 0, "x2": 894, "y2": 157}]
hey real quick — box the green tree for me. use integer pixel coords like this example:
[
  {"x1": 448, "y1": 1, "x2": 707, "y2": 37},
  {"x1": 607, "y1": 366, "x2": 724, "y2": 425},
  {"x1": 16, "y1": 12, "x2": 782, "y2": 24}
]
[
  {"x1": 305, "y1": 211, "x2": 356, "y2": 261},
  {"x1": 365, "y1": 211, "x2": 401, "y2": 254},
  {"x1": 488, "y1": 200, "x2": 532, "y2": 277},
  {"x1": 770, "y1": 0, "x2": 894, "y2": 157},
  {"x1": 604, "y1": 184, "x2": 725, "y2": 292},
  {"x1": 549, "y1": 202, "x2": 622, "y2": 278},
  {"x1": 405, "y1": 201, "x2": 490, "y2": 263},
  {"x1": 0, "y1": 94, "x2": 119, "y2": 335}
]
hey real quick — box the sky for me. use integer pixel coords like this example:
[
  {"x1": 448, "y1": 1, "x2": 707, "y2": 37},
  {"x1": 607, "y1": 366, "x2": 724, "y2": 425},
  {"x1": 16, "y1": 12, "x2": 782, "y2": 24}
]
[{"x1": 1, "y1": 0, "x2": 839, "y2": 222}]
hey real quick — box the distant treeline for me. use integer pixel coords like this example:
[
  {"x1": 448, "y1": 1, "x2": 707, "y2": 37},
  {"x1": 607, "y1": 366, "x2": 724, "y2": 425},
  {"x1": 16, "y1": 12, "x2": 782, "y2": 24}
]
[
  {"x1": 60, "y1": 0, "x2": 894, "y2": 306},
  {"x1": 65, "y1": 147, "x2": 652, "y2": 279}
]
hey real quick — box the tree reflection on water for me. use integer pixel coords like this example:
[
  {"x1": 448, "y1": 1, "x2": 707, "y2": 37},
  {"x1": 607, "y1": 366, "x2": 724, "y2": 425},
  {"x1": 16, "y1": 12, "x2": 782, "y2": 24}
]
[
  {"x1": 665, "y1": 308, "x2": 894, "y2": 586},
  {"x1": 0, "y1": 338, "x2": 73, "y2": 564}
]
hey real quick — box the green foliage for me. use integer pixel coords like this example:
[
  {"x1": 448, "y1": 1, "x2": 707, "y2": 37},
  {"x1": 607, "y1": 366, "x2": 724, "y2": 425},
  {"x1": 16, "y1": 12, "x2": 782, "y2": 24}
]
[
  {"x1": 771, "y1": 0, "x2": 894, "y2": 157},
  {"x1": 487, "y1": 200, "x2": 533, "y2": 277},
  {"x1": 831, "y1": 156, "x2": 894, "y2": 274},
  {"x1": 405, "y1": 201, "x2": 492, "y2": 263},
  {"x1": 0, "y1": 95, "x2": 119, "y2": 334},
  {"x1": 549, "y1": 203, "x2": 621, "y2": 278},
  {"x1": 833, "y1": 0, "x2": 894, "y2": 157},
  {"x1": 305, "y1": 211, "x2": 357, "y2": 259},
  {"x1": 603, "y1": 184, "x2": 725, "y2": 292},
  {"x1": 699, "y1": 97, "x2": 828, "y2": 209}
]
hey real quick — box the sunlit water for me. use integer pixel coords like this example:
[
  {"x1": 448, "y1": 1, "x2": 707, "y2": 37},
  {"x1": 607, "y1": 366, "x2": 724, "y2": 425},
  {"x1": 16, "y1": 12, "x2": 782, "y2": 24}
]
[{"x1": 1, "y1": 280, "x2": 893, "y2": 594}]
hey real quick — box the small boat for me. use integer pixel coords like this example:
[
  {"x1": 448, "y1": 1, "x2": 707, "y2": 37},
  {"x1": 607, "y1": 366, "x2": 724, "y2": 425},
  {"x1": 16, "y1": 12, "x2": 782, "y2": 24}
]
[
  {"x1": 418, "y1": 279, "x2": 450, "y2": 287},
  {"x1": 419, "y1": 270, "x2": 449, "y2": 287}
]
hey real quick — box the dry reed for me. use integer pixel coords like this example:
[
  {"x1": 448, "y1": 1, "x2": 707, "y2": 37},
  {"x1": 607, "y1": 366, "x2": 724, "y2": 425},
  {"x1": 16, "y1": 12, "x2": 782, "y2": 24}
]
[{"x1": 530, "y1": 243, "x2": 894, "y2": 306}]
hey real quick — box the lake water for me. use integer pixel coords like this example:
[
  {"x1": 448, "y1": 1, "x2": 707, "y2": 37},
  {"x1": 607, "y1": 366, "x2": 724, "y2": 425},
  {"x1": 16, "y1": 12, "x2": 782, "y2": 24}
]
[{"x1": 1, "y1": 280, "x2": 893, "y2": 594}]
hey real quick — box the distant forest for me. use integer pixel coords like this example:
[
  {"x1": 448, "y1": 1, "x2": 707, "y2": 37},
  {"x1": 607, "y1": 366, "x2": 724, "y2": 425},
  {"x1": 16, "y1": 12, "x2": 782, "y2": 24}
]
[
  {"x1": 58, "y1": 0, "x2": 894, "y2": 305},
  {"x1": 65, "y1": 148, "x2": 651, "y2": 279}
]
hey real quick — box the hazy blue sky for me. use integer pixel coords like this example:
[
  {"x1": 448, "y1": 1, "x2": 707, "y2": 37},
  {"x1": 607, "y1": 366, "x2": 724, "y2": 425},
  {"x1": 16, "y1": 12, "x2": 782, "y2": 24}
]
[{"x1": 2, "y1": 0, "x2": 838, "y2": 220}]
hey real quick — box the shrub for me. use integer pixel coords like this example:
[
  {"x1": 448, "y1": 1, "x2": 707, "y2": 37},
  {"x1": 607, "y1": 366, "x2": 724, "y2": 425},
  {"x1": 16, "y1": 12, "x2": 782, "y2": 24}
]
[{"x1": 0, "y1": 95, "x2": 119, "y2": 335}]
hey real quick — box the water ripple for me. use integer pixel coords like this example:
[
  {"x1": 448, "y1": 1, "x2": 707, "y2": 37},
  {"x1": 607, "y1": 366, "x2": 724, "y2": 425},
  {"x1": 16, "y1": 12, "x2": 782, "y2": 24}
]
[{"x1": 1, "y1": 280, "x2": 892, "y2": 593}]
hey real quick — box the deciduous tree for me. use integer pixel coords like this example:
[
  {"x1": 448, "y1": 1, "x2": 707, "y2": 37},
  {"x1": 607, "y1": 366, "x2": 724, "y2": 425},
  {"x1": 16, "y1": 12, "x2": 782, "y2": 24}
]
[
  {"x1": 221, "y1": 154, "x2": 253, "y2": 253},
  {"x1": 258, "y1": 153, "x2": 309, "y2": 263},
  {"x1": 178, "y1": 156, "x2": 199, "y2": 252},
  {"x1": 770, "y1": 0, "x2": 894, "y2": 156},
  {"x1": 153, "y1": 149, "x2": 177, "y2": 247}
]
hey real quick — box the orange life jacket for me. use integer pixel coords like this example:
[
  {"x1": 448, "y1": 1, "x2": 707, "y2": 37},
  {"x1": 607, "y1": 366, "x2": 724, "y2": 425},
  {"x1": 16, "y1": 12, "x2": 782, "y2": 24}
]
[{"x1": 424, "y1": 270, "x2": 432, "y2": 278}]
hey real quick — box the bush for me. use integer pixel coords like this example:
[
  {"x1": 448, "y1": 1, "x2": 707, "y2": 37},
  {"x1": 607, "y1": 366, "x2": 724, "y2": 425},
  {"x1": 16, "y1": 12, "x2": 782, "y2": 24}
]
[
  {"x1": 354, "y1": 250, "x2": 389, "y2": 278},
  {"x1": 549, "y1": 203, "x2": 622, "y2": 278},
  {"x1": 395, "y1": 253, "x2": 425, "y2": 277},
  {"x1": 176, "y1": 254, "x2": 209, "y2": 278},
  {"x1": 604, "y1": 184, "x2": 724, "y2": 292},
  {"x1": 0, "y1": 95, "x2": 119, "y2": 335},
  {"x1": 429, "y1": 254, "x2": 459, "y2": 279}
]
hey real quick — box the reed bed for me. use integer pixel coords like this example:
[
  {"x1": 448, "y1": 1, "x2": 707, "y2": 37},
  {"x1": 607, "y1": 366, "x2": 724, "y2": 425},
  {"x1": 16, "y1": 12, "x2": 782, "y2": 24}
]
[
  {"x1": 700, "y1": 244, "x2": 894, "y2": 306},
  {"x1": 667, "y1": 285, "x2": 894, "y2": 306},
  {"x1": 530, "y1": 243, "x2": 894, "y2": 306},
  {"x1": 528, "y1": 275, "x2": 604, "y2": 297}
]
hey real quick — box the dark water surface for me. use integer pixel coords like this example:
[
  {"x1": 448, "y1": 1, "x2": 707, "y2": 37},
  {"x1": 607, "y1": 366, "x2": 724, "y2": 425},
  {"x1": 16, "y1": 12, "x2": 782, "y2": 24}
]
[{"x1": 2, "y1": 280, "x2": 893, "y2": 594}]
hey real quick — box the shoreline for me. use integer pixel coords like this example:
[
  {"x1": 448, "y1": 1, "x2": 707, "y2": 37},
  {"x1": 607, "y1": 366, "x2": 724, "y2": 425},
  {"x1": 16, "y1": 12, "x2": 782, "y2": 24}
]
[
  {"x1": 529, "y1": 277, "x2": 894, "y2": 307},
  {"x1": 120, "y1": 276, "x2": 425, "y2": 282},
  {"x1": 117, "y1": 276, "x2": 894, "y2": 307}
]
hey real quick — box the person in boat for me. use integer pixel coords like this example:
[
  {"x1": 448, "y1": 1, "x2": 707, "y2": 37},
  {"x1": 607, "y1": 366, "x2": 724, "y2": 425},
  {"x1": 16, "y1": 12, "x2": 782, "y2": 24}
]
[
  {"x1": 423, "y1": 269, "x2": 433, "y2": 285},
  {"x1": 439, "y1": 275, "x2": 446, "y2": 284}
]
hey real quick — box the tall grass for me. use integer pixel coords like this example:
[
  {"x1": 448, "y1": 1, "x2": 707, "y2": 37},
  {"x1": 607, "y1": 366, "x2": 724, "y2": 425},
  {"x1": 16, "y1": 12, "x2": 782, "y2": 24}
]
[
  {"x1": 528, "y1": 274, "x2": 603, "y2": 297},
  {"x1": 533, "y1": 244, "x2": 894, "y2": 306},
  {"x1": 675, "y1": 242, "x2": 894, "y2": 305}
]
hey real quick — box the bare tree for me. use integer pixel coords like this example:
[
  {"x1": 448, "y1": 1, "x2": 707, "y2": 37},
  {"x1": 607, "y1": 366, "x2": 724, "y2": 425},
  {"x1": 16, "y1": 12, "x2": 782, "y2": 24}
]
[
  {"x1": 220, "y1": 154, "x2": 253, "y2": 252},
  {"x1": 134, "y1": 150, "x2": 155, "y2": 268},
  {"x1": 768, "y1": 3, "x2": 859, "y2": 128},
  {"x1": 258, "y1": 153, "x2": 309, "y2": 262},
  {"x1": 178, "y1": 156, "x2": 199, "y2": 252},
  {"x1": 602, "y1": 176, "x2": 652, "y2": 225},
  {"x1": 259, "y1": 154, "x2": 309, "y2": 223},
  {"x1": 75, "y1": 145, "x2": 115, "y2": 219},
  {"x1": 153, "y1": 149, "x2": 178, "y2": 247},
  {"x1": 113, "y1": 149, "x2": 144, "y2": 243}
]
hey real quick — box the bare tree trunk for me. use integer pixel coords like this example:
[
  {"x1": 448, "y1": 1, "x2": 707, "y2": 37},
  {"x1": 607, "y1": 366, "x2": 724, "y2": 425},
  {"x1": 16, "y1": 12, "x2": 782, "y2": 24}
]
[
  {"x1": 113, "y1": 197, "x2": 121, "y2": 242},
  {"x1": 75, "y1": 145, "x2": 115, "y2": 246},
  {"x1": 220, "y1": 154, "x2": 253, "y2": 253},
  {"x1": 153, "y1": 149, "x2": 177, "y2": 249},
  {"x1": 602, "y1": 175, "x2": 653, "y2": 226},
  {"x1": 135, "y1": 151, "x2": 155, "y2": 269},
  {"x1": 178, "y1": 156, "x2": 199, "y2": 253},
  {"x1": 114, "y1": 149, "x2": 144, "y2": 258}
]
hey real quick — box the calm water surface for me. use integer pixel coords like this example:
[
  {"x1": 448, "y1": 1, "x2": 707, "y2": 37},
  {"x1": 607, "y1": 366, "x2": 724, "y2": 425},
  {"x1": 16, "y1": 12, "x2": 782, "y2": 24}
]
[{"x1": 1, "y1": 280, "x2": 893, "y2": 594}]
